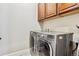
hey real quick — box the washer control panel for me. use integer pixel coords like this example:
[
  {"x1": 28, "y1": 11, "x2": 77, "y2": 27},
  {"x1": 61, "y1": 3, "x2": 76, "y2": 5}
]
[{"x1": 47, "y1": 35, "x2": 54, "y2": 41}]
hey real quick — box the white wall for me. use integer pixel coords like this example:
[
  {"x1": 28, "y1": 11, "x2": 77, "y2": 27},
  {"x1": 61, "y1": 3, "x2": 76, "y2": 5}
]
[
  {"x1": 0, "y1": 4, "x2": 9, "y2": 55},
  {"x1": 43, "y1": 14, "x2": 79, "y2": 42},
  {"x1": 0, "y1": 3, "x2": 41, "y2": 55}
]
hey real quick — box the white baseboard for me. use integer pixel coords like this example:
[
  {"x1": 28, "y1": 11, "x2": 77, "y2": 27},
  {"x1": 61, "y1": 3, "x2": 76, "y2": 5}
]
[{"x1": 3, "y1": 49, "x2": 31, "y2": 56}]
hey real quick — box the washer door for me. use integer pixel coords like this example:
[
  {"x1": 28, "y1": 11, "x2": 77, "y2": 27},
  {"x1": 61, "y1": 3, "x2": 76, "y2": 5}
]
[{"x1": 37, "y1": 40, "x2": 52, "y2": 56}]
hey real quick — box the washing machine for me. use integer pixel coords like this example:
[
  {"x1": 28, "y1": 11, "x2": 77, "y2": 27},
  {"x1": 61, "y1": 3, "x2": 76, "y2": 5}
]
[{"x1": 30, "y1": 31, "x2": 75, "y2": 56}]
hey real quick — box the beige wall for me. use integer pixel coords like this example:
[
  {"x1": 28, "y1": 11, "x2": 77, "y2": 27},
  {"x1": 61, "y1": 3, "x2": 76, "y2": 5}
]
[{"x1": 43, "y1": 14, "x2": 79, "y2": 42}]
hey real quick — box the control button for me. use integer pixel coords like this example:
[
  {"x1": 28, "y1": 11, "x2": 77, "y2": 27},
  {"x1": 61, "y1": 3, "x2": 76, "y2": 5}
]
[
  {"x1": 41, "y1": 34, "x2": 44, "y2": 37},
  {"x1": 59, "y1": 36, "x2": 63, "y2": 39}
]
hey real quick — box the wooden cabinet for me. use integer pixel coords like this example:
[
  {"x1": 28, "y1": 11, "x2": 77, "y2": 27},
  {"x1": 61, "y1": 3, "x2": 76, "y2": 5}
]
[
  {"x1": 38, "y1": 3, "x2": 79, "y2": 21},
  {"x1": 46, "y1": 3, "x2": 57, "y2": 18},
  {"x1": 38, "y1": 3, "x2": 45, "y2": 20},
  {"x1": 58, "y1": 3, "x2": 79, "y2": 14},
  {"x1": 38, "y1": 3, "x2": 57, "y2": 20}
]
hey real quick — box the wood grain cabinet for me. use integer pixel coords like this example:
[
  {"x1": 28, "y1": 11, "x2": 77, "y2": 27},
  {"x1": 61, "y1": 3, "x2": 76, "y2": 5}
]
[
  {"x1": 45, "y1": 3, "x2": 57, "y2": 18},
  {"x1": 38, "y1": 3, "x2": 79, "y2": 21},
  {"x1": 58, "y1": 3, "x2": 79, "y2": 14},
  {"x1": 38, "y1": 3, "x2": 45, "y2": 20}
]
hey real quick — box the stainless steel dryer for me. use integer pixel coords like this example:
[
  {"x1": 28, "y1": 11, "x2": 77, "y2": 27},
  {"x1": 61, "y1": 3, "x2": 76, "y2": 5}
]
[{"x1": 30, "y1": 31, "x2": 76, "y2": 56}]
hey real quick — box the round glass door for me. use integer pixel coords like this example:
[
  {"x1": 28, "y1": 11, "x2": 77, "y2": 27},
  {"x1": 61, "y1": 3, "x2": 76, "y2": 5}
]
[{"x1": 38, "y1": 40, "x2": 51, "y2": 56}]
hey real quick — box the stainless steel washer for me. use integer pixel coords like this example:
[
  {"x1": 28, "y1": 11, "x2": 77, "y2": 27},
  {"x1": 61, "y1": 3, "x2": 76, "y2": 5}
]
[{"x1": 30, "y1": 31, "x2": 74, "y2": 56}]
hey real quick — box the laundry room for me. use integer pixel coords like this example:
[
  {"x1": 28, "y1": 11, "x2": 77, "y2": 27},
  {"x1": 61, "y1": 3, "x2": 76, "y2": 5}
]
[
  {"x1": 0, "y1": 2, "x2": 79, "y2": 56},
  {"x1": 32, "y1": 3, "x2": 79, "y2": 56}
]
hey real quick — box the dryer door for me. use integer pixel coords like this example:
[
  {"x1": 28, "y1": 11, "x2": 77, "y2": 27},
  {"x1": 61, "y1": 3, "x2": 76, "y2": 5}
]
[{"x1": 37, "y1": 40, "x2": 52, "y2": 56}]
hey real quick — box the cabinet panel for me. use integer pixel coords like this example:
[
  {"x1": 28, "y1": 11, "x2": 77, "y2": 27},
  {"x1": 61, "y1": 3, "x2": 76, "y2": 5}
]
[
  {"x1": 58, "y1": 3, "x2": 79, "y2": 14},
  {"x1": 38, "y1": 3, "x2": 79, "y2": 21},
  {"x1": 46, "y1": 3, "x2": 57, "y2": 18},
  {"x1": 38, "y1": 3, "x2": 45, "y2": 20}
]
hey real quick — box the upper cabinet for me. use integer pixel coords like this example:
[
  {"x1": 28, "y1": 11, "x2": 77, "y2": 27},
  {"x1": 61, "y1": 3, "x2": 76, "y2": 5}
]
[
  {"x1": 58, "y1": 3, "x2": 79, "y2": 14},
  {"x1": 38, "y1": 3, "x2": 57, "y2": 21},
  {"x1": 45, "y1": 3, "x2": 57, "y2": 18},
  {"x1": 38, "y1": 3, "x2": 79, "y2": 21},
  {"x1": 38, "y1": 3, "x2": 45, "y2": 21}
]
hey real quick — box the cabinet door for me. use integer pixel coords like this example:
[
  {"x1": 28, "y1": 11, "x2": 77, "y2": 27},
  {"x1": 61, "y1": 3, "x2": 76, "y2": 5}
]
[
  {"x1": 46, "y1": 3, "x2": 57, "y2": 18},
  {"x1": 58, "y1": 3, "x2": 79, "y2": 14},
  {"x1": 38, "y1": 3, "x2": 45, "y2": 20}
]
